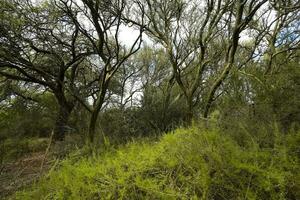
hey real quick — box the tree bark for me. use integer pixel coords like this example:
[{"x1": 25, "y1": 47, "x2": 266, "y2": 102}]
[
  {"x1": 53, "y1": 91, "x2": 74, "y2": 141},
  {"x1": 53, "y1": 105, "x2": 72, "y2": 141},
  {"x1": 88, "y1": 110, "x2": 99, "y2": 144},
  {"x1": 88, "y1": 85, "x2": 107, "y2": 144},
  {"x1": 186, "y1": 95, "x2": 193, "y2": 125}
]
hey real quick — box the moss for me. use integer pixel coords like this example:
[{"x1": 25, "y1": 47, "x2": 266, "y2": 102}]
[{"x1": 15, "y1": 127, "x2": 299, "y2": 200}]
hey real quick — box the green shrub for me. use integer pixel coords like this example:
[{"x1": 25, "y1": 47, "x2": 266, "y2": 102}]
[
  {"x1": 15, "y1": 127, "x2": 299, "y2": 199},
  {"x1": 1, "y1": 137, "x2": 48, "y2": 163}
]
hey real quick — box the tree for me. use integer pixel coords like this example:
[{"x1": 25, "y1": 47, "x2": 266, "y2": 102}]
[
  {"x1": 58, "y1": 0, "x2": 144, "y2": 143},
  {"x1": 203, "y1": 0, "x2": 268, "y2": 118},
  {"x1": 0, "y1": 0, "x2": 93, "y2": 140},
  {"x1": 137, "y1": 47, "x2": 185, "y2": 131},
  {"x1": 126, "y1": 0, "x2": 268, "y2": 122}
]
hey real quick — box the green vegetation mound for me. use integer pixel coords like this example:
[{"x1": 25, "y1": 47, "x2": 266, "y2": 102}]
[{"x1": 15, "y1": 127, "x2": 299, "y2": 199}]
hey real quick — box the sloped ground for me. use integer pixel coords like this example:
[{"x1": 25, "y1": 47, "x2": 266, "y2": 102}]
[
  {"x1": 14, "y1": 127, "x2": 300, "y2": 200},
  {"x1": 0, "y1": 151, "x2": 52, "y2": 199}
]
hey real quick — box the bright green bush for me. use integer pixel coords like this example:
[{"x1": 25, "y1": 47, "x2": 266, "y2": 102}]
[{"x1": 15, "y1": 127, "x2": 299, "y2": 200}]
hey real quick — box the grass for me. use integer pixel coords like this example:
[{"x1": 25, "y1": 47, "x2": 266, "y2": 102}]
[
  {"x1": 14, "y1": 126, "x2": 300, "y2": 199},
  {"x1": 1, "y1": 137, "x2": 49, "y2": 163}
]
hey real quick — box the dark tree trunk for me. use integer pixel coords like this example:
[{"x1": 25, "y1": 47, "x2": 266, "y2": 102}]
[
  {"x1": 88, "y1": 86, "x2": 107, "y2": 144},
  {"x1": 53, "y1": 91, "x2": 74, "y2": 141},
  {"x1": 161, "y1": 77, "x2": 175, "y2": 131},
  {"x1": 203, "y1": 99, "x2": 212, "y2": 119},
  {"x1": 53, "y1": 105, "x2": 72, "y2": 141},
  {"x1": 186, "y1": 96, "x2": 193, "y2": 126},
  {"x1": 88, "y1": 110, "x2": 99, "y2": 144}
]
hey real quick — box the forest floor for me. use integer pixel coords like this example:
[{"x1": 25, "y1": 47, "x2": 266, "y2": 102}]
[
  {"x1": 12, "y1": 127, "x2": 300, "y2": 199},
  {"x1": 0, "y1": 151, "x2": 52, "y2": 199}
]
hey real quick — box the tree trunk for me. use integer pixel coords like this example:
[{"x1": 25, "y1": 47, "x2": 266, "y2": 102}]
[
  {"x1": 88, "y1": 86, "x2": 107, "y2": 144},
  {"x1": 161, "y1": 76, "x2": 175, "y2": 131},
  {"x1": 203, "y1": 97, "x2": 213, "y2": 119},
  {"x1": 88, "y1": 111, "x2": 99, "y2": 144},
  {"x1": 53, "y1": 102, "x2": 73, "y2": 141},
  {"x1": 186, "y1": 96, "x2": 193, "y2": 126},
  {"x1": 53, "y1": 91, "x2": 74, "y2": 141},
  {"x1": 203, "y1": 98, "x2": 212, "y2": 128}
]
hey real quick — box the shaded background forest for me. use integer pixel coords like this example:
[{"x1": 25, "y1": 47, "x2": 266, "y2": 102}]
[{"x1": 1, "y1": 0, "x2": 299, "y2": 151}]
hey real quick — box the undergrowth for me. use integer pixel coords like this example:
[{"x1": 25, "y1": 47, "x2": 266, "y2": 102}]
[
  {"x1": 1, "y1": 137, "x2": 48, "y2": 163},
  {"x1": 14, "y1": 126, "x2": 300, "y2": 199}
]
